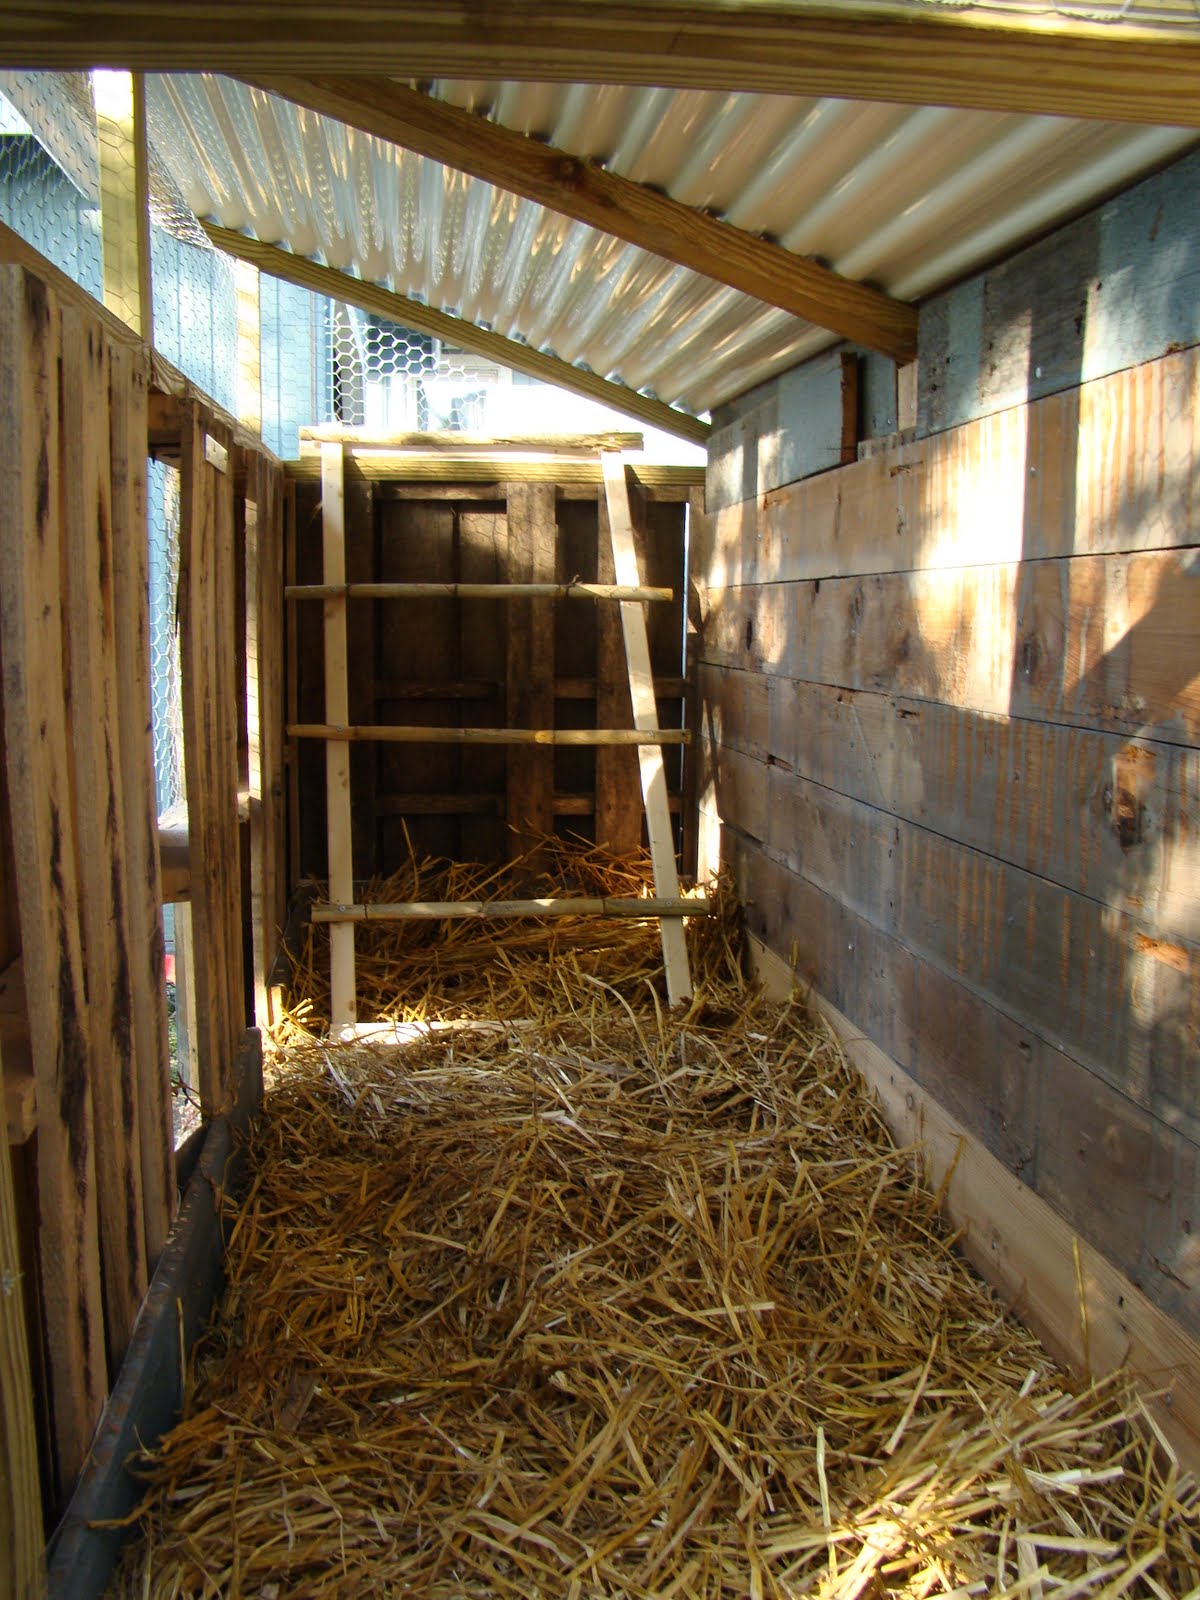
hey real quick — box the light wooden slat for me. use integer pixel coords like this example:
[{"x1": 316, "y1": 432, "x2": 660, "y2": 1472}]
[
  {"x1": 11, "y1": 4, "x2": 1200, "y2": 126},
  {"x1": 252, "y1": 76, "x2": 917, "y2": 360},
  {"x1": 95, "y1": 68, "x2": 151, "y2": 339},
  {"x1": 215, "y1": 424, "x2": 245, "y2": 1065},
  {"x1": 287, "y1": 450, "x2": 707, "y2": 486},
  {"x1": 61, "y1": 306, "x2": 147, "y2": 1364},
  {"x1": 284, "y1": 481, "x2": 301, "y2": 895},
  {"x1": 289, "y1": 724, "x2": 688, "y2": 745},
  {"x1": 288, "y1": 581, "x2": 672, "y2": 602},
  {"x1": 322, "y1": 442, "x2": 356, "y2": 1027},
  {"x1": 300, "y1": 428, "x2": 644, "y2": 454},
  {"x1": 313, "y1": 896, "x2": 710, "y2": 922},
  {"x1": 109, "y1": 336, "x2": 174, "y2": 1262},
  {"x1": 600, "y1": 449, "x2": 692, "y2": 1005},
  {"x1": 245, "y1": 457, "x2": 271, "y2": 1024},
  {"x1": 0, "y1": 1086, "x2": 43, "y2": 1598},
  {"x1": 748, "y1": 932, "x2": 1200, "y2": 1473},
  {"x1": 0, "y1": 266, "x2": 107, "y2": 1493},
  {"x1": 204, "y1": 226, "x2": 710, "y2": 447}
]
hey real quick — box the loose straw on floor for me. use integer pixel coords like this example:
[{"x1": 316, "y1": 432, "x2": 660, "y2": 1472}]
[{"x1": 111, "y1": 841, "x2": 1199, "y2": 1599}]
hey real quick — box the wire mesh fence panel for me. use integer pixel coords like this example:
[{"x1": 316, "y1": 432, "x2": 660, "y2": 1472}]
[{"x1": 0, "y1": 71, "x2": 103, "y2": 295}]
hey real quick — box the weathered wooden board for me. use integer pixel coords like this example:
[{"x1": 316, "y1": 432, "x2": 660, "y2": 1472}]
[
  {"x1": 321, "y1": 442, "x2": 356, "y2": 1028},
  {"x1": 61, "y1": 305, "x2": 147, "y2": 1364},
  {"x1": 747, "y1": 927, "x2": 1200, "y2": 1472},
  {"x1": 595, "y1": 489, "x2": 641, "y2": 856},
  {"x1": 0, "y1": 267, "x2": 107, "y2": 1493},
  {"x1": 706, "y1": 350, "x2": 858, "y2": 513},
  {"x1": 505, "y1": 483, "x2": 557, "y2": 865},
  {"x1": 696, "y1": 345, "x2": 1200, "y2": 589},
  {"x1": 109, "y1": 338, "x2": 174, "y2": 1265},
  {"x1": 0, "y1": 1046, "x2": 43, "y2": 1598},
  {"x1": 919, "y1": 147, "x2": 1200, "y2": 438},
  {"x1": 731, "y1": 837, "x2": 1200, "y2": 1335},
  {"x1": 458, "y1": 505, "x2": 508, "y2": 861},
  {"x1": 701, "y1": 666, "x2": 1199, "y2": 941},
  {"x1": 751, "y1": 766, "x2": 1199, "y2": 1141},
  {"x1": 179, "y1": 402, "x2": 243, "y2": 1110},
  {"x1": 701, "y1": 549, "x2": 1200, "y2": 746}
]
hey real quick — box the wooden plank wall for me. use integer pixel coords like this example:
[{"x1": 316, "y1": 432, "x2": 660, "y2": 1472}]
[
  {"x1": 0, "y1": 265, "x2": 175, "y2": 1507},
  {"x1": 0, "y1": 257, "x2": 287, "y2": 1555},
  {"x1": 693, "y1": 341, "x2": 1200, "y2": 1341},
  {"x1": 290, "y1": 474, "x2": 688, "y2": 880}
]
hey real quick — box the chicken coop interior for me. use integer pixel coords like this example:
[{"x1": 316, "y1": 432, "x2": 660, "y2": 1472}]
[{"x1": 1, "y1": 5, "x2": 1199, "y2": 1596}]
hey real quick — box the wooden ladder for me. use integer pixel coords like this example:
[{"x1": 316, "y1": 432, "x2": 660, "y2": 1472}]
[{"x1": 291, "y1": 438, "x2": 704, "y2": 1026}]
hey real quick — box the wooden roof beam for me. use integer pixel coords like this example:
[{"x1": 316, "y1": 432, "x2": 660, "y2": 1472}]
[
  {"x1": 243, "y1": 75, "x2": 918, "y2": 362},
  {"x1": 200, "y1": 224, "x2": 711, "y2": 446},
  {"x1": 2, "y1": 5, "x2": 1199, "y2": 126}
]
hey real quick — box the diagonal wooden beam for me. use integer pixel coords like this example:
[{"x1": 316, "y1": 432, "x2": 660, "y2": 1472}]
[
  {"x1": 243, "y1": 75, "x2": 918, "y2": 362},
  {"x1": 2, "y1": 4, "x2": 1199, "y2": 126},
  {"x1": 201, "y1": 224, "x2": 711, "y2": 446}
]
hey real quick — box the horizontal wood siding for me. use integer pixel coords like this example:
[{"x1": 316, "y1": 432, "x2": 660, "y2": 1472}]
[{"x1": 697, "y1": 339, "x2": 1200, "y2": 1343}]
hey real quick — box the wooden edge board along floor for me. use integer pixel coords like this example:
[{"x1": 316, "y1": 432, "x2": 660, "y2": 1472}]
[{"x1": 747, "y1": 934, "x2": 1200, "y2": 1477}]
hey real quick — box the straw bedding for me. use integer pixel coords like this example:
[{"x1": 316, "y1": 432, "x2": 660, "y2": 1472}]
[{"x1": 113, "y1": 845, "x2": 1198, "y2": 1597}]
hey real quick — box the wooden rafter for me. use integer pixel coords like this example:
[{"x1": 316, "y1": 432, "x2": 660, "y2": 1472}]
[
  {"x1": 243, "y1": 75, "x2": 918, "y2": 362},
  {"x1": 2, "y1": 4, "x2": 1198, "y2": 126},
  {"x1": 201, "y1": 224, "x2": 711, "y2": 446}
]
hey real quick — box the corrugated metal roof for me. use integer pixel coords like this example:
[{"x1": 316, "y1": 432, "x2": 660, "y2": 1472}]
[{"x1": 145, "y1": 73, "x2": 1197, "y2": 418}]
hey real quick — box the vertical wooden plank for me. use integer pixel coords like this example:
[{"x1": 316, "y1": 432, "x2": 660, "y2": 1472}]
[
  {"x1": 459, "y1": 502, "x2": 507, "y2": 861},
  {"x1": 94, "y1": 69, "x2": 151, "y2": 341},
  {"x1": 61, "y1": 306, "x2": 147, "y2": 1364},
  {"x1": 600, "y1": 450, "x2": 691, "y2": 1005},
  {"x1": 505, "y1": 482, "x2": 557, "y2": 866},
  {"x1": 245, "y1": 454, "x2": 269, "y2": 1026},
  {"x1": 109, "y1": 337, "x2": 174, "y2": 1264},
  {"x1": 214, "y1": 427, "x2": 245, "y2": 1061},
  {"x1": 235, "y1": 259, "x2": 261, "y2": 437},
  {"x1": 179, "y1": 404, "x2": 232, "y2": 1111},
  {"x1": 172, "y1": 901, "x2": 201, "y2": 1106},
  {"x1": 247, "y1": 454, "x2": 286, "y2": 1026},
  {"x1": 322, "y1": 442, "x2": 356, "y2": 1026},
  {"x1": 0, "y1": 1082, "x2": 43, "y2": 1598},
  {"x1": 345, "y1": 479, "x2": 377, "y2": 879},
  {"x1": 0, "y1": 267, "x2": 106, "y2": 1494},
  {"x1": 595, "y1": 485, "x2": 642, "y2": 855}
]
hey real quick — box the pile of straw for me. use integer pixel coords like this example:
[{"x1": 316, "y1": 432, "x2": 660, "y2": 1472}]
[{"x1": 114, "y1": 846, "x2": 1198, "y2": 1598}]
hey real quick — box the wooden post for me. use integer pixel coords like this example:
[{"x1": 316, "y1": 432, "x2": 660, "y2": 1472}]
[
  {"x1": 95, "y1": 69, "x2": 152, "y2": 341},
  {"x1": 600, "y1": 450, "x2": 692, "y2": 1005},
  {"x1": 505, "y1": 482, "x2": 557, "y2": 865},
  {"x1": 0, "y1": 1081, "x2": 43, "y2": 1599},
  {"x1": 322, "y1": 442, "x2": 357, "y2": 1025}
]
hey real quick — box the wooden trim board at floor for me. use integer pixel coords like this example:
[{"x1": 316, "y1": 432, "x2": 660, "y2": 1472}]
[{"x1": 748, "y1": 933, "x2": 1200, "y2": 1476}]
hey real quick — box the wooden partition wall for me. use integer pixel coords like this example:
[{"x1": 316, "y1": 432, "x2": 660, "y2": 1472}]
[
  {"x1": 0, "y1": 248, "x2": 286, "y2": 1574},
  {"x1": 693, "y1": 340, "x2": 1200, "y2": 1464},
  {"x1": 287, "y1": 455, "x2": 699, "y2": 883}
]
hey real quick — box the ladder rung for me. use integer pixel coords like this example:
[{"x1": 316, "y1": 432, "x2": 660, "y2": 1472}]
[
  {"x1": 287, "y1": 582, "x2": 672, "y2": 603},
  {"x1": 312, "y1": 896, "x2": 711, "y2": 923},
  {"x1": 289, "y1": 724, "x2": 688, "y2": 746}
]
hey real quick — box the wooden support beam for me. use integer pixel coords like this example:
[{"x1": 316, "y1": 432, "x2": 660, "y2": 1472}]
[
  {"x1": 312, "y1": 896, "x2": 710, "y2": 922},
  {"x1": 299, "y1": 428, "x2": 644, "y2": 455},
  {"x1": 0, "y1": 1081, "x2": 43, "y2": 1599},
  {"x1": 290, "y1": 724, "x2": 688, "y2": 746},
  {"x1": 601, "y1": 449, "x2": 693, "y2": 1005},
  {"x1": 252, "y1": 76, "x2": 917, "y2": 360},
  {"x1": 288, "y1": 581, "x2": 672, "y2": 603},
  {"x1": 321, "y1": 442, "x2": 356, "y2": 1028},
  {"x1": 9, "y1": 5, "x2": 1200, "y2": 126},
  {"x1": 290, "y1": 452, "x2": 706, "y2": 488},
  {"x1": 505, "y1": 482, "x2": 557, "y2": 864},
  {"x1": 203, "y1": 225, "x2": 710, "y2": 447},
  {"x1": 94, "y1": 69, "x2": 151, "y2": 340}
]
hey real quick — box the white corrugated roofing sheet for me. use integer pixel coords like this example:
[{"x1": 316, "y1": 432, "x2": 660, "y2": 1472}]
[{"x1": 145, "y1": 73, "x2": 1196, "y2": 418}]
